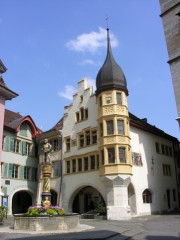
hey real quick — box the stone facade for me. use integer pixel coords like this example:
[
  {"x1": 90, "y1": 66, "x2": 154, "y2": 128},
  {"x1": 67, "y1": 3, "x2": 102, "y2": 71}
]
[
  {"x1": 159, "y1": 0, "x2": 180, "y2": 212},
  {"x1": 159, "y1": 0, "x2": 180, "y2": 122}
]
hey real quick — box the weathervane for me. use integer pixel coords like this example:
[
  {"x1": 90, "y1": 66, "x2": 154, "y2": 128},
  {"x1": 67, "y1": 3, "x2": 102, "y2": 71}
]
[{"x1": 106, "y1": 17, "x2": 109, "y2": 29}]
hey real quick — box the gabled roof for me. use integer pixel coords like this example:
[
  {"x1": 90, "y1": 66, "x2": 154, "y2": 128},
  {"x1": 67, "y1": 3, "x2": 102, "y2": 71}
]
[
  {"x1": 129, "y1": 112, "x2": 178, "y2": 142},
  {"x1": 4, "y1": 109, "x2": 40, "y2": 137},
  {"x1": 51, "y1": 117, "x2": 63, "y2": 130}
]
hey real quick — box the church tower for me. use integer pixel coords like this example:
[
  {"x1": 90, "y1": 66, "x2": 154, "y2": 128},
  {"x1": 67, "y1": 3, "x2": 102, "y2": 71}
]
[{"x1": 96, "y1": 29, "x2": 132, "y2": 220}]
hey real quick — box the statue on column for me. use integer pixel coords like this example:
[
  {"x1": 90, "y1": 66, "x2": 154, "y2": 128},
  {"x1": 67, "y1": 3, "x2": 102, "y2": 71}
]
[
  {"x1": 41, "y1": 139, "x2": 52, "y2": 206},
  {"x1": 42, "y1": 139, "x2": 52, "y2": 164}
]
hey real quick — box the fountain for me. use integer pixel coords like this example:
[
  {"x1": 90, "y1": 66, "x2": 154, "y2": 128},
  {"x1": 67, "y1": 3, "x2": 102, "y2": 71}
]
[{"x1": 14, "y1": 139, "x2": 79, "y2": 231}]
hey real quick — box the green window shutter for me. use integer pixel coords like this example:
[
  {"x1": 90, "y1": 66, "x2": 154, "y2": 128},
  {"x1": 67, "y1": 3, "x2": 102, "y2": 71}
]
[
  {"x1": 10, "y1": 138, "x2": 14, "y2": 152},
  {"x1": 3, "y1": 187, "x2": 7, "y2": 195},
  {"x1": 8, "y1": 164, "x2": 13, "y2": 178},
  {"x1": 5, "y1": 136, "x2": 10, "y2": 151},
  {"x1": 22, "y1": 141, "x2": 26, "y2": 155},
  {"x1": 19, "y1": 166, "x2": 24, "y2": 179},
  {"x1": 3, "y1": 163, "x2": 9, "y2": 178}
]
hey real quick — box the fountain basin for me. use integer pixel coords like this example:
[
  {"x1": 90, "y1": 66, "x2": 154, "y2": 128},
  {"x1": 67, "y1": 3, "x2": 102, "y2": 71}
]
[{"x1": 14, "y1": 214, "x2": 79, "y2": 231}]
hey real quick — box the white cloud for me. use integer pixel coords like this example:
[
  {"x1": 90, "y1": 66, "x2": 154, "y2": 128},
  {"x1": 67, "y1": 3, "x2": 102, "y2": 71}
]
[
  {"x1": 66, "y1": 27, "x2": 118, "y2": 53},
  {"x1": 78, "y1": 59, "x2": 95, "y2": 65},
  {"x1": 58, "y1": 85, "x2": 76, "y2": 100}
]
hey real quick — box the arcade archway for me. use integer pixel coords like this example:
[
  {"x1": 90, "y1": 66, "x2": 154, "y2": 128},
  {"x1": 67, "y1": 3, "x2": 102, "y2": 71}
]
[
  {"x1": 128, "y1": 183, "x2": 137, "y2": 215},
  {"x1": 12, "y1": 190, "x2": 32, "y2": 214},
  {"x1": 72, "y1": 186, "x2": 105, "y2": 214},
  {"x1": 50, "y1": 189, "x2": 58, "y2": 206}
]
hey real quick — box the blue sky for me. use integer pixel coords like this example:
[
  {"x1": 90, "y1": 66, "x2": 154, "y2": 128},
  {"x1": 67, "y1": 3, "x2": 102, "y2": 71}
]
[{"x1": 1, "y1": 0, "x2": 179, "y2": 139}]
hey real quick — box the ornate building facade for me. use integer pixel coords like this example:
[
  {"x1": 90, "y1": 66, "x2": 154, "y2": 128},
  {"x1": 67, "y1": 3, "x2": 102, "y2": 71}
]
[{"x1": 61, "y1": 29, "x2": 179, "y2": 220}]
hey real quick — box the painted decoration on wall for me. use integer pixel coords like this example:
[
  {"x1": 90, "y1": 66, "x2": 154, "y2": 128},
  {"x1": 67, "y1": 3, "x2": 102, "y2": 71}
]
[{"x1": 132, "y1": 152, "x2": 142, "y2": 166}]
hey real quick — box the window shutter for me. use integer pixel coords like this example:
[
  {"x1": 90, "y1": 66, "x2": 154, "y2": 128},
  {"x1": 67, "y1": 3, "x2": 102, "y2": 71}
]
[
  {"x1": 3, "y1": 163, "x2": 9, "y2": 177},
  {"x1": 22, "y1": 141, "x2": 26, "y2": 155},
  {"x1": 8, "y1": 164, "x2": 13, "y2": 178},
  {"x1": 3, "y1": 187, "x2": 7, "y2": 195},
  {"x1": 5, "y1": 136, "x2": 10, "y2": 151},
  {"x1": 19, "y1": 165, "x2": 24, "y2": 179},
  {"x1": 10, "y1": 138, "x2": 14, "y2": 152}
]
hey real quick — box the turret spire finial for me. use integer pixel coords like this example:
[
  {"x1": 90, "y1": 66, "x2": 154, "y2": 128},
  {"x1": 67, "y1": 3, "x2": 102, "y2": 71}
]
[{"x1": 105, "y1": 17, "x2": 109, "y2": 29}]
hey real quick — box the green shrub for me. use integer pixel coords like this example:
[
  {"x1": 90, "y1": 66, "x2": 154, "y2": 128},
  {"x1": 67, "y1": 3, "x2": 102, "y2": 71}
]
[
  {"x1": 0, "y1": 206, "x2": 8, "y2": 222},
  {"x1": 95, "y1": 203, "x2": 106, "y2": 215}
]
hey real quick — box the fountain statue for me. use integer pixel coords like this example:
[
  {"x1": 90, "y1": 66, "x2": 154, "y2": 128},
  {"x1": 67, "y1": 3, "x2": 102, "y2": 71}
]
[{"x1": 41, "y1": 139, "x2": 52, "y2": 206}]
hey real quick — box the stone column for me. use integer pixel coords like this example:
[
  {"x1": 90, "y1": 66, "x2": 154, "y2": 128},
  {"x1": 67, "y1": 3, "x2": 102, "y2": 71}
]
[
  {"x1": 102, "y1": 174, "x2": 131, "y2": 220},
  {"x1": 41, "y1": 163, "x2": 52, "y2": 205},
  {"x1": 41, "y1": 139, "x2": 52, "y2": 207}
]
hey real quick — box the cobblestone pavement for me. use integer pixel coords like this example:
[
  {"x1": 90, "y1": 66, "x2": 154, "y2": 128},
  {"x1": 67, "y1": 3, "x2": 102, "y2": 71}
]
[{"x1": 0, "y1": 213, "x2": 180, "y2": 240}]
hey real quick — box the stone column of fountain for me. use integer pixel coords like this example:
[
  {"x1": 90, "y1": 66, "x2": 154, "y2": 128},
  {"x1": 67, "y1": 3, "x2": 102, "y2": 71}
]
[{"x1": 41, "y1": 139, "x2": 52, "y2": 207}]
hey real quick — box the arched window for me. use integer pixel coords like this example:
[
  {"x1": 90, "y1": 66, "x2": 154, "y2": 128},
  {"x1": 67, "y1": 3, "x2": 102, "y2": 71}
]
[{"x1": 142, "y1": 189, "x2": 152, "y2": 203}]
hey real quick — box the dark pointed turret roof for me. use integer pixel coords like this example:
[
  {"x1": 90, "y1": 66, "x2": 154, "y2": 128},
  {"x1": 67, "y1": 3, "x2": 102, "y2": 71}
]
[{"x1": 96, "y1": 29, "x2": 128, "y2": 95}]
